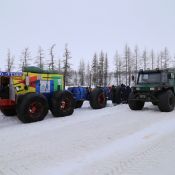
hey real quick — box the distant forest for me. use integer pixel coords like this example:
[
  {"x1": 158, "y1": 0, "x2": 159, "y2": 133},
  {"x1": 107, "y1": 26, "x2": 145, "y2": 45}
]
[{"x1": 3, "y1": 44, "x2": 174, "y2": 86}]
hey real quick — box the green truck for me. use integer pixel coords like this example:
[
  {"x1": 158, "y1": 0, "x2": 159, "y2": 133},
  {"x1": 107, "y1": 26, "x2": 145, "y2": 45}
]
[{"x1": 128, "y1": 68, "x2": 175, "y2": 112}]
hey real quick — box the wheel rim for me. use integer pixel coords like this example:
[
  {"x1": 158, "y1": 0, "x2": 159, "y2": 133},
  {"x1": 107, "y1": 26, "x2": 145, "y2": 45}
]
[
  {"x1": 28, "y1": 102, "x2": 44, "y2": 119},
  {"x1": 60, "y1": 98, "x2": 71, "y2": 112},
  {"x1": 98, "y1": 93, "x2": 105, "y2": 106}
]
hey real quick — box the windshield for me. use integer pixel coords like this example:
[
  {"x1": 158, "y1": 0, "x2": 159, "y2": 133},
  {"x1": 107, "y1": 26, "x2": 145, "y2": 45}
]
[{"x1": 138, "y1": 72, "x2": 167, "y2": 84}]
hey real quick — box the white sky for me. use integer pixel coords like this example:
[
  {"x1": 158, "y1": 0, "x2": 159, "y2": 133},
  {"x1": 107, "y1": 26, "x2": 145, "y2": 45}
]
[{"x1": 0, "y1": 0, "x2": 175, "y2": 70}]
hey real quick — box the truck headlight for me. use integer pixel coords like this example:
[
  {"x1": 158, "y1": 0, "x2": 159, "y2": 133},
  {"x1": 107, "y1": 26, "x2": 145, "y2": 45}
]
[
  {"x1": 155, "y1": 87, "x2": 161, "y2": 91},
  {"x1": 136, "y1": 87, "x2": 140, "y2": 91},
  {"x1": 16, "y1": 86, "x2": 20, "y2": 91},
  {"x1": 150, "y1": 87, "x2": 155, "y2": 91},
  {"x1": 131, "y1": 87, "x2": 136, "y2": 92}
]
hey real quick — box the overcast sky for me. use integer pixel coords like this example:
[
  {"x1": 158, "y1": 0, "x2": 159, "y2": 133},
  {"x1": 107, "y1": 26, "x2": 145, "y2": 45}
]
[{"x1": 0, "y1": 0, "x2": 175, "y2": 70}]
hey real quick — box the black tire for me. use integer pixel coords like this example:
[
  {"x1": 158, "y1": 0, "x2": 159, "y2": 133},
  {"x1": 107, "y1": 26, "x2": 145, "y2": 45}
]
[
  {"x1": 50, "y1": 91, "x2": 74, "y2": 117},
  {"x1": 0, "y1": 107, "x2": 16, "y2": 116},
  {"x1": 111, "y1": 86, "x2": 121, "y2": 104},
  {"x1": 17, "y1": 93, "x2": 48, "y2": 123},
  {"x1": 128, "y1": 92, "x2": 145, "y2": 110},
  {"x1": 75, "y1": 100, "x2": 84, "y2": 108},
  {"x1": 16, "y1": 94, "x2": 26, "y2": 114},
  {"x1": 89, "y1": 88, "x2": 107, "y2": 109},
  {"x1": 125, "y1": 86, "x2": 132, "y2": 103},
  {"x1": 158, "y1": 90, "x2": 175, "y2": 112}
]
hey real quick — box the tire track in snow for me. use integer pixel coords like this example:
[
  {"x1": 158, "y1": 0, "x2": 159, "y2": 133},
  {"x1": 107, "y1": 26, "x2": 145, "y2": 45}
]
[
  {"x1": 40, "y1": 117, "x2": 175, "y2": 175},
  {"x1": 79, "y1": 128, "x2": 175, "y2": 175}
]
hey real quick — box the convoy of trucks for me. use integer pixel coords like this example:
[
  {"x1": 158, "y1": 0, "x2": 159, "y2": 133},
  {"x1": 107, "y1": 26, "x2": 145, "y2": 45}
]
[{"x1": 0, "y1": 66, "x2": 174, "y2": 124}]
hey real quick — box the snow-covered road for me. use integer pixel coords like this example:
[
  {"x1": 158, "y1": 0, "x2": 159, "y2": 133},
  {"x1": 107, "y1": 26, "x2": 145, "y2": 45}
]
[{"x1": 0, "y1": 102, "x2": 175, "y2": 175}]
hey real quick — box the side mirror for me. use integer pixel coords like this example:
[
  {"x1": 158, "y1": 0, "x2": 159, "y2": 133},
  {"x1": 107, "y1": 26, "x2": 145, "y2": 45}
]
[
  {"x1": 168, "y1": 73, "x2": 171, "y2": 79},
  {"x1": 131, "y1": 75, "x2": 135, "y2": 81}
]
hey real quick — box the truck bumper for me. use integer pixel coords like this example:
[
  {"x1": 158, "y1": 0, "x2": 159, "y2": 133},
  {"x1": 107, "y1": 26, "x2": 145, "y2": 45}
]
[
  {"x1": 0, "y1": 99, "x2": 16, "y2": 109},
  {"x1": 133, "y1": 92, "x2": 159, "y2": 103}
]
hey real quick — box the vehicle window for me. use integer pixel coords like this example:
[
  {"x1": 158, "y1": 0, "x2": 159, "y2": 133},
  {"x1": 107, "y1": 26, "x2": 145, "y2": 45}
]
[
  {"x1": 161, "y1": 72, "x2": 168, "y2": 82},
  {"x1": 138, "y1": 73, "x2": 161, "y2": 84},
  {"x1": 171, "y1": 73, "x2": 174, "y2": 79}
]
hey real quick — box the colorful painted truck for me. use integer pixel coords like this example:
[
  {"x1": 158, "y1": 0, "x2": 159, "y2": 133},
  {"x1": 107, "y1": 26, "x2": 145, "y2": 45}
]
[{"x1": 0, "y1": 66, "x2": 74, "y2": 123}]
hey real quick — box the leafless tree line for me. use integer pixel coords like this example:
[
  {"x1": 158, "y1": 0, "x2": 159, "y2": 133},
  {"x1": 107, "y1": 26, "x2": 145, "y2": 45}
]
[
  {"x1": 114, "y1": 45, "x2": 172, "y2": 86},
  {"x1": 3, "y1": 44, "x2": 174, "y2": 86}
]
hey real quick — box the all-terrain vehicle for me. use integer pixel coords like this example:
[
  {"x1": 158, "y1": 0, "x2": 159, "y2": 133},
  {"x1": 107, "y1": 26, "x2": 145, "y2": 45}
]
[
  {"x1": 128, "y1": 68, "x2": 175, "y2": 112},
  {"x1": 0, "y1": 66, "x2": 74, "y2": 123}
]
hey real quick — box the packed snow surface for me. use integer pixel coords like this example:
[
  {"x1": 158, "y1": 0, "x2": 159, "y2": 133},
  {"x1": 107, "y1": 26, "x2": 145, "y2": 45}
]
[{"x1": 1, "y1": 102, "x2": 175, "y2": 175}]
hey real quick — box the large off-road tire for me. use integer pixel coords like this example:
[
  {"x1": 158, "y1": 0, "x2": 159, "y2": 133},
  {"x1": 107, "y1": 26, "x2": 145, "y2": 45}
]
[
  {"x1": 128, "y1": 92, "x2": 145, "y2": 110},
  {"x1": 111, "y1": 86, "x2": 121, "y2": 104},
  {"x1": 17, "y1": 93, "x2": 48, "y2": 123},
  {"x1": 158, "y1": 90, "x2": 175, "y2": 112},
  {"x1": 50, "y1": 91, "x2": 74, "y2": 117},
  {"x1": 0, "y1": 107, "x2": 16, "y2": 116},
  {"x1": 16, "y1": 94, "x2": 26, "y2": 114},
  {"x1": 89, "y1": 88, "x2": 107, "y2": 109},
  {"x1": 75, "y1": 100, "x2": 84, "y2": 108}
]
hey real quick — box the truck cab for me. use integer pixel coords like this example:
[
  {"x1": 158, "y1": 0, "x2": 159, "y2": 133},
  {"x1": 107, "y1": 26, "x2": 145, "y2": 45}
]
[{"x1": 128, "y1": 69, "x2": 175, "y2": 112}]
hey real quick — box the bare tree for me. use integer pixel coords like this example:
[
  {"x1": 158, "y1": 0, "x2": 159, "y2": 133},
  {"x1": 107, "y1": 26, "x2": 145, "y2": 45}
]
[
  {"x1": 98, "y1": 51, "x2": 104, "y2": 86},
  {"x1": 163, "y1": 47, "x2": 169, "y2": 69},
  {"x1": 124, "y1": 45, "x2": 132, "y2": 85},
  {"x1": 104, "y1": 53, "x2": 108, "y2": 86},
  {"x1": 49, "y1": 44, "x2": 56, "y2": 70},
  {"x1": 91, "y1": 53, "x2": 98, "y2": 86},
  {"x1": 58, "y1": 59, "x2": 62, "y2": 73},
  {"x1": 118, "y1": 55, "x2": 122, "y2": 84},
  {"x1": 157, "y1": 52, "x2": 160, "y2": 68},
  {"x1": 143, "y1": 49, "x2": 147, "y2": 70},
  {"x1": 151, "y1": 49, "x2": 155, "y2": 69},
  {"x1": 134, "y1": 46, "x2": 139, "y2": 82},
  {"x1": 20, "y1": 48, "x2": 31, "y2": 70},
  {"x1": 114, "y1": 51, "x2": 121, "y2": 85},
  {"x1": 87, "y1": 62, "x2": 92, "y2": 87},
  {"x1": 62, "y1": 44, "x2": 72, "y2": 87},
  {"x1": 108, "y1": 72, "x2": 113, "y2": 85},
  {"x1": 135, "y1": 46, "x2": 138, "y2": 72},
  {"x1": 73, "y1": 70, "x2": 78, "y2": 86},
  {"x1": 160, "y1": 51, "x2": 164, "y2": 69},
  {"x1": 78, "y1": 59, "x2": 85, "y2": 86},
  {"x1": 6, "y1": 49, "x2": 14, "y2": 72},
  {"x1": 36, "y1": 46, "x2": 44, "y2": 69},
  {"x1": 127, "y1": 47, "x2": 132, "y2": 86},
  {"x1": 124, "y1": 44, "x2": 128, "y2": 85}
]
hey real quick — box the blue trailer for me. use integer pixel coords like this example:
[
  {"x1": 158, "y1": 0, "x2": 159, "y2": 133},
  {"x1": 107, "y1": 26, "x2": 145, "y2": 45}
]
[{"x1": 68, "y1": 85, "x2": 131, "y2": 109}]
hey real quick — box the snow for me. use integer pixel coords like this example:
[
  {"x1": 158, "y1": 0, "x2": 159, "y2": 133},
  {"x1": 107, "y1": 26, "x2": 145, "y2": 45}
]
[{"x1": 0, "y1": 102, "x2": 175, "y2": 175}]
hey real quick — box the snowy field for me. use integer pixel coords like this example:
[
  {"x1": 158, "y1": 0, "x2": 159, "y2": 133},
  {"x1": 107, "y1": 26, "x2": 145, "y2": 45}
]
[{"x1": 1, "y1": 102, "x2": 175, "y2": 175}]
